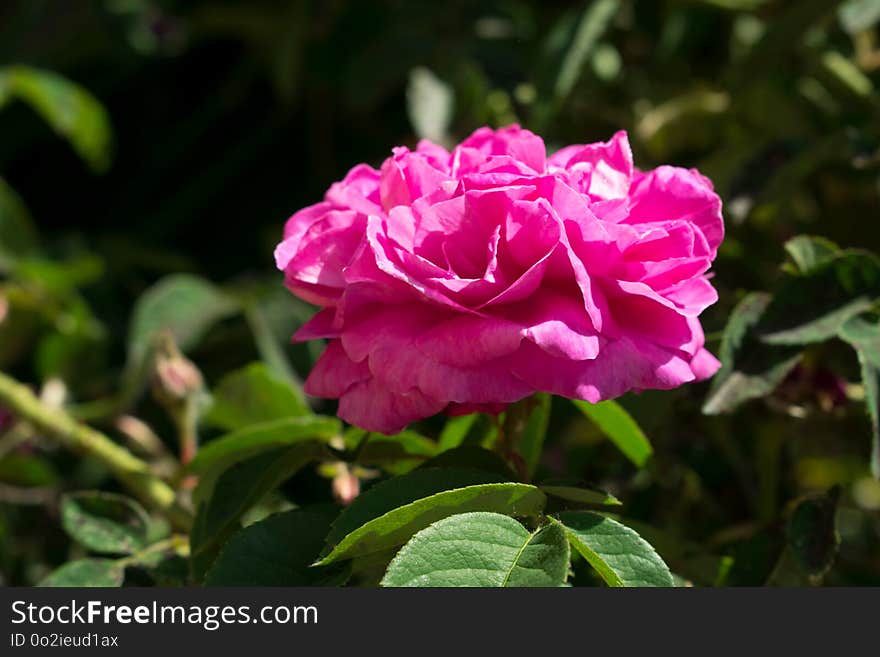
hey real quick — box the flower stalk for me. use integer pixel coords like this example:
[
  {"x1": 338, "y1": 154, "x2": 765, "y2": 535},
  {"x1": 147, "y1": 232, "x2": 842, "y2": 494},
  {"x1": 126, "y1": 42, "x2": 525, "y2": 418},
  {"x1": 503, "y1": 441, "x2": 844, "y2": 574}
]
[{"x1": 0, "y1": 370, "x2": 192, "y2": 531}]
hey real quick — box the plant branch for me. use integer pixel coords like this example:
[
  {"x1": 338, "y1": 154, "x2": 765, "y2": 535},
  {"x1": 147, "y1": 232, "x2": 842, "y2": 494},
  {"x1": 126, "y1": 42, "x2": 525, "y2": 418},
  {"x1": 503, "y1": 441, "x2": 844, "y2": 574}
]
[{"x1": 0, "y1": 371, "x2": 192, "y2": 531}]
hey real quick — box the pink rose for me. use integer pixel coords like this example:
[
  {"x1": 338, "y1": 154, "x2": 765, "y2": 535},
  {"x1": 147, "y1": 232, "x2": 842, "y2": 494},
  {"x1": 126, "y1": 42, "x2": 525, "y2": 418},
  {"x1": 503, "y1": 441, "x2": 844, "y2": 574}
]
[{"x1": 276, "y1": 126, "x2": 723, "y2": 433}]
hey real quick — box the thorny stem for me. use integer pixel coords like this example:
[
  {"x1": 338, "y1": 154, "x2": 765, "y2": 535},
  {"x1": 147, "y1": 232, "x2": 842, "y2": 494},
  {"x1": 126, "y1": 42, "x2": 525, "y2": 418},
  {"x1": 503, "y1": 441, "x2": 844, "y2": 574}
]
[{"x1": 0, "y1": 371, "x2": 192, "y2": 531}]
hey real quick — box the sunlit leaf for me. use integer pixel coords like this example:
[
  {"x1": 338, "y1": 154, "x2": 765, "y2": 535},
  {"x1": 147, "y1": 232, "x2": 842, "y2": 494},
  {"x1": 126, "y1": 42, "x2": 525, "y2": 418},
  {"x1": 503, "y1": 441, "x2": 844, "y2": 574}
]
[
  {"x1": 573, "y1": 399, "x2": 652, "y2": 467},
  {"x1": 407, "y1": 67, "x2": 453, "y2": 145},
  {"x1": 319, "y1": 480, "x2": 546, "y2": 564},
  {"x1": 381, "y1": 512, "x2": 569, "y2": 587},
  {"x1": 554, "y1": 511, "x2": 673, "y2": 587}
]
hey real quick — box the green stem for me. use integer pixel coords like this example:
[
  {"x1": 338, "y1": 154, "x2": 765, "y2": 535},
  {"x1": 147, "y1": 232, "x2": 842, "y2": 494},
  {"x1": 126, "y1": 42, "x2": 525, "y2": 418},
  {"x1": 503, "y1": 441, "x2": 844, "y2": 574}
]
[{"x1": 0, "y1": 371, "x2": 192, "y2": 531}]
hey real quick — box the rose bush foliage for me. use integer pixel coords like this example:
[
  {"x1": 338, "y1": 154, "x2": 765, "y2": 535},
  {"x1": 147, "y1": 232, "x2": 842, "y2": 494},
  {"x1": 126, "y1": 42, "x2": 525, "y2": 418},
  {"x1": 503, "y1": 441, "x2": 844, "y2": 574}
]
[{"x1": 275, "y1": 126, "x2": 723, "y2": 433}]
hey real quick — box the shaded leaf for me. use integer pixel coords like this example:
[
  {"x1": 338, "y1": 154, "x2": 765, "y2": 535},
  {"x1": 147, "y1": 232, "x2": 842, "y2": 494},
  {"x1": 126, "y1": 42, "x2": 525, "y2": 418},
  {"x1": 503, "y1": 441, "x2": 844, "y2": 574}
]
[
  {"x1": 355, "y1": 430, "x2": 439, "y2": 473},
  {"x1": 839, "y1": 315, "x2": 880, "y2": 368},
  {"x1": 0, "y1": 452, "x2": 59, "y2": 487},
  {"x1": 0, "y1": 177, "x2": 38, "y2": 270},
  {"x1": 204, "y1": 363, "x2": 310, "y2": 431},
  {"x1": 381, "y1": 512, "x2": 569, "y2": 587},
  {"x1": 839, "y1": 315, "x2": 880, "y2": 476},
  {"x1": 205, "y1": 507, "x2": 347, "y2": 586},
  {"x1": 0, "y1": 66, "x2": 112, "y2": 172},
  {"x1": 418, "y1": 446, "x2": 517, "y2": 479},
  {"x1": 787, "y1": 488, "x2": 841, "y2": 577},
  {"x1": 703, "y1": 292, "x2": 802, "y2": 414},
  {"x1": 39, "y1": 559, "x2": 124, "y2": 587},
  {"x1": 756, "y1": 251, "x2": 880, "y2": 345},
  {"x1": 554, "y1": 0, "x2": 621, "y2": 101},
  {"x1": 60, "y1": 492, "x2": 150, "y2": 555},
  {"x1": 856, "y1": 347, "x2": 880, "y2": 477},
  {"x1": 554, "y1": 511, "x2": 674, "y2": 587},
  {"x1": 190, "y1": 442, "x2": 327, "y2": 579},
  {"x1": 242, "y1": 295, "x2": 307, "y2": 393},
  {"x1": 783, "y1": 235, "x2": 840, "y2": 274},
  {"x1": 125, "y1": 274, "x2": 239, "y2": 400}
]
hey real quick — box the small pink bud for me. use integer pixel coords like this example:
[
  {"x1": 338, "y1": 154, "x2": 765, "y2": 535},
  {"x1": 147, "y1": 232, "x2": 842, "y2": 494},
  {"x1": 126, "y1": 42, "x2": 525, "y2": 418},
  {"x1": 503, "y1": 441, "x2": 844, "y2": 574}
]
[
  {"x1": 151, "y1": 331, "x2": 203, "y2": 406},
  {"x1": 332, "y1": 466, "x2": 360, "y2": 506}
]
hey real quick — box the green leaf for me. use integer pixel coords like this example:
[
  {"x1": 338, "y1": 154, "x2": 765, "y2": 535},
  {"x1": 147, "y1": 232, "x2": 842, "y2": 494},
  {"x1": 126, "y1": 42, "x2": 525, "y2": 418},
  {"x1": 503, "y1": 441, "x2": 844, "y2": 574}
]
[
  {"x1": 839, "y1": 0, "x2": 880, "y2": 34},
  {"x1": 407, "y1": 67, "x2": 454, "y2": 144},
  {"x1": 204, "y1": 363, "x2": 311, "y2": 431},
  {"x1": 554, "y1": 0, "x2": 621, "y2": 102},
  {"x1": 39, "y1": 559, "x2": 124, "y2": 587},
  {"x1": 0, "y1": 452, "x2": 59, "y2": 487},
  {"x1": 693, "y1": 0, "x2": 769, "y2": 9},
  {"x1": 418, "y1": 446, "x2": 517, "y2": 479},
  {"x1": 505, "y1": 393, "x2": 551, "y2": 478},
  {"x1": 0, "y1": 66, "x2": 112, "y2": 173},
  {"x1": 856, "y1": 347, "x2": 880, "y2": 477},
  {"x1": 573, "y1": 399, "x2": 652, "y2": 467},
  {"x1": 190, "y1": 442, "x2": 327, "y2": 579},
  {"x1": 355, "y1": 431, "x2": 439, "y2": 473},
  {"x1": 188, "y1": 416, "x2": 340, "y2": 475},
  {"x1": 703, "y1": 292, "x2": 803, "y2": 415},
  {"x1": 554, "y1": 511, "x2": 674, "y2": 587},
  {"x1": 437, "y1": 414, "x2": 479, "y2": 451},
  {"x1": 0, "y1": 177, "x2": 38, "y2": 270},
  {"x1": 319, "y1": 481, "x2": 547, "y2": 565},
  {"x1": 787, "y1": 489, "x2": 841, "y2": 577},
  {"x1": 381, "y1": 512, "x2": 569, "y2": 587},
  {"x1": 242, "y1": 294, "x2": 307, "y2": 394},
  {"x1": 60, "y1": 492, "x2": 151, "y2": 555},
  {"x1": 540, "y1": 483, "x2": 621, "y2": 506},
  {"x1": 756, "y1": 251, "x2": 880, "y2": 345},
  {"x1": 839, "y1": 315, "x2": 880, "y2": 476},
  {"x1": 324, "y1": 467, "x2": 509, "y2": 550},
  {"x1": 205, "y1": 507, "x2": 347, "y2": 586},
  {"x1": 839, "y1": 315, "x2": 880, "y2": 368},
  {"x1": 124, "y1": 274, "x2": 239, "y2": 400},
  {"x1": 783, "y1": 235, "x2": 841, "y2": 274}
]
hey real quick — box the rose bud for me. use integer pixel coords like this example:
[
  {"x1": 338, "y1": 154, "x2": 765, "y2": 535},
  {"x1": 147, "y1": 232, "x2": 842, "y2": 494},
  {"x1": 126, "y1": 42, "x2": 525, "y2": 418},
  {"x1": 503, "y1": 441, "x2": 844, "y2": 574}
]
[{"x1": 151, "y1": 331, "x2": 204, "y2": 406}]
